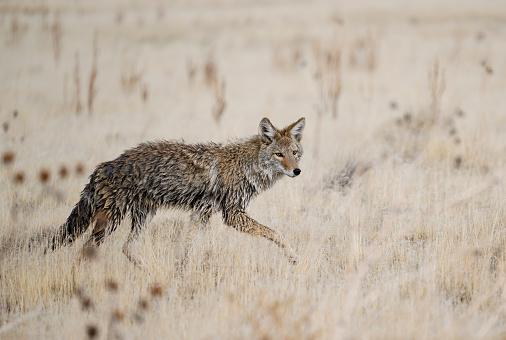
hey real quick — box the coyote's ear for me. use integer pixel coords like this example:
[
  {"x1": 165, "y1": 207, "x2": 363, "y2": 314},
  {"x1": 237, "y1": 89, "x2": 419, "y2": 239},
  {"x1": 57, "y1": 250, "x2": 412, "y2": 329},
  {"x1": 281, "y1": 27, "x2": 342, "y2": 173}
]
[
  {"x1": 287, "y1": 117, "x2": 305, "y2": 142},
  {"x1": 259, "y1": 118, "x2": 279, "y2": 144}
]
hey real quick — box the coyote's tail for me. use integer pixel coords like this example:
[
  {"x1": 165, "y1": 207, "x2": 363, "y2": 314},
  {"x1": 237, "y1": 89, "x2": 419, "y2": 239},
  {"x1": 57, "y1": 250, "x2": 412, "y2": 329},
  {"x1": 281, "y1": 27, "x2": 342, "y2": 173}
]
[
  {"x1": 17, "y1": 181, "x2": 95, "y2": 254},
  {"x1": 49, "y1": 181, "x2": 95, "y2": 251}
]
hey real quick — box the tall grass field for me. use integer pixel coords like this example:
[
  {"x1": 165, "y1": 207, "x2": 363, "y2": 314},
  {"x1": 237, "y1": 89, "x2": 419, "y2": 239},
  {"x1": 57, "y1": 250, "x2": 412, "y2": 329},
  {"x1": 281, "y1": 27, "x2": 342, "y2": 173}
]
[{"x1": 1, "y1": 0, "x2": 505, "y2": 338}]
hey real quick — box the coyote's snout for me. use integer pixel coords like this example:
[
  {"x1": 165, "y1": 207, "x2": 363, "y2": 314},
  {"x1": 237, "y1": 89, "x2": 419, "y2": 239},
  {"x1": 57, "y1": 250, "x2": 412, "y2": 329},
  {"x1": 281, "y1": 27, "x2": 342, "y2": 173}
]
[{"x1": 47, "y1": 117, "x2": 306, "y2": 265}]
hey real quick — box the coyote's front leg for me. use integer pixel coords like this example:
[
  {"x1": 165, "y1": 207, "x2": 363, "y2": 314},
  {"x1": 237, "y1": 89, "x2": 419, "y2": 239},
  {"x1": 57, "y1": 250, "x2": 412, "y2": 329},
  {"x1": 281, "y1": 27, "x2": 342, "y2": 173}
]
[{"x1": 223, "y1": 210, "x2": 298, "y2": 265}]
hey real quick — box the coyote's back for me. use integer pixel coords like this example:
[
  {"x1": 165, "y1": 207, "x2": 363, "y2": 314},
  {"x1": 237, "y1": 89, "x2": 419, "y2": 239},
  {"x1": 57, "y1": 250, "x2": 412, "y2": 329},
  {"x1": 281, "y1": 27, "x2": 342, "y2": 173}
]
[{"x1": 49, "y1": 117, "x2": 305, "y2": 265}]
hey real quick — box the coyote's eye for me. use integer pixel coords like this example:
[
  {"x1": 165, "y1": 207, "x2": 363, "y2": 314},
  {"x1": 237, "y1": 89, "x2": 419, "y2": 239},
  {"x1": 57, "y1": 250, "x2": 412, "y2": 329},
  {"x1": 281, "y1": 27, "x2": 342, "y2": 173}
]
[
  {"x1": 292, "y1": 150, "x2": 297, "y2": 155},
  {"x1": 275, "y1": 153, "x2": 283, "y2": 158}
]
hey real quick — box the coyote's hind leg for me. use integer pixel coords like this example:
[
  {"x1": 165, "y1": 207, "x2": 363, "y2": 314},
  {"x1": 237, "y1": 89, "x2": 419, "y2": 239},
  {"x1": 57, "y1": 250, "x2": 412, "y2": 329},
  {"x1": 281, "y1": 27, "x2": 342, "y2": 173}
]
[
  {"x1": 122, "y1": 207, "x2": 154, "y2": 267},
  {"x1": 179, "y1": 210, "x2": 212, "y2": 267},
  {"x1": 79, "y1": 209, "x2": 115, "y2": 261}
]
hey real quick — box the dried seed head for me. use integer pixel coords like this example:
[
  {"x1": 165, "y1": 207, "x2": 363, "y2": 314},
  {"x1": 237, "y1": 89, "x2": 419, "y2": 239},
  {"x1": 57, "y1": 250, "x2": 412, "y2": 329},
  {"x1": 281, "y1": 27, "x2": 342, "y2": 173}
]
[
  {"x1": 13, "y1": 171, "x2": 25, "y2": 184},
  {"x1": 39, "y1": 169, "x2": 50, "y2": 183},
  {"x1": 86, "y1": 324, "x2": 98, "y2": 339},
  {"x1": 81, "y1": 297, "x2": 93, "y2": 311},
  {"x1": 58, "y1": 165, "x2": 68, "y2": 179},
  {"x1": 403, "y1": 112, "x2": 412, "y2": 123},
  {"x1": 454, "y1": 156, "x2": 462, "y2": 169},
  {"x1": 106, "y1": 279, "x2": 118, "y2": 292},
  {"x1": 150, "y1": 284, "x2": 163, "y2": 298},
  {"x1": 13, "y1": 110, "x2": 18, "y2": 118},
  {"x1": 76, "y1": 163, "x2": 85, "y2": 175},
  {"x1": 138, "y1": 297, "x2": 149, "y2": 310},
  {"x1": 133, "y1": 312, "x2": 144, "y2": 324},
  {"x1": 389, "y1": 101, "x2": 398, "y2": 110},
  {"x1": 2, "y1": 151, "x2": 14, "y2": 165},
  {"x1": 2, "y1": 122, "x2": 8, "y2": 132},
  {"x1": 112, "y1": 309, "x2": 125, "y2": 322}
]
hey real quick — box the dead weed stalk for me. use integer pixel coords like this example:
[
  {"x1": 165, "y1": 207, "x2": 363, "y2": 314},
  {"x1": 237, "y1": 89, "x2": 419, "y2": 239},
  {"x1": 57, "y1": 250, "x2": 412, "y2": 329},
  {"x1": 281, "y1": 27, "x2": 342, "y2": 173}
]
[
  {"x1": 50, "y1": 12, "x2": 62, "y2": 64},
  {"x1": 87, "y1": 32, "x2": 98, "y2": 114},
  {"x1": 212, "y1": 77, "x2": 226, "y2": 122},
  {"x1": 74, "y1": 51, "x2": 82, "y2": 114}
]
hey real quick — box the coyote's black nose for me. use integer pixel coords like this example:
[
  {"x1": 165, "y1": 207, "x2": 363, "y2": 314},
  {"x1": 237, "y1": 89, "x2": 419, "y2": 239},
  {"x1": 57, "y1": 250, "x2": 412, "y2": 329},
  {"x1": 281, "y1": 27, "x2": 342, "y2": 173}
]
[{"x1": 293, "y1": 168, "x2": 301, "y2": 176}]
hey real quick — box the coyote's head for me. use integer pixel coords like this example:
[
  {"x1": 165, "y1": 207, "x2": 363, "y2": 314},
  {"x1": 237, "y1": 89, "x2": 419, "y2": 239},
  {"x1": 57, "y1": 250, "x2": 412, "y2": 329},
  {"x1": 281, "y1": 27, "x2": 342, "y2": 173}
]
[{"x1": 258, "y1": 117, "x2": 305, "y2": 178}]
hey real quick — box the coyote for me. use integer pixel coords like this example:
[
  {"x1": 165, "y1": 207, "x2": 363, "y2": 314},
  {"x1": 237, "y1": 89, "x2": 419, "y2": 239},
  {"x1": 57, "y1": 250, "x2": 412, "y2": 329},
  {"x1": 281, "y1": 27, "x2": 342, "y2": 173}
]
[{"x1": 49, "y1": 117, "x2": 305, "y2": 265}]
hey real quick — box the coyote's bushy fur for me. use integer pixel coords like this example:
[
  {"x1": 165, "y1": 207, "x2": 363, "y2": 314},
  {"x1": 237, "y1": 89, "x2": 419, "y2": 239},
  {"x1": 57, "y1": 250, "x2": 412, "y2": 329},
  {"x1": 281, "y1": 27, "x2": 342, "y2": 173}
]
[{"x1": 50, "y1": 117, "x2": 305, "y2": 264}]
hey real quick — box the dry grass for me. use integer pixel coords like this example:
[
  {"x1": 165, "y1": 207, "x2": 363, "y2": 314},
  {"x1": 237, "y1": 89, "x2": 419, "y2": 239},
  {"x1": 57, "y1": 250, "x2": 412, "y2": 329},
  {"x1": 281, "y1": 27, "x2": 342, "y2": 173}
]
[
  {"x1": 1, "y1": 1, "x2": 506, "y2": 339},
  {"x1": 313, "y1": 41, "x2": 343, "y2": 119},
  {"x1": 87, "y1": 32, "x2": 98, "y2": 114}
]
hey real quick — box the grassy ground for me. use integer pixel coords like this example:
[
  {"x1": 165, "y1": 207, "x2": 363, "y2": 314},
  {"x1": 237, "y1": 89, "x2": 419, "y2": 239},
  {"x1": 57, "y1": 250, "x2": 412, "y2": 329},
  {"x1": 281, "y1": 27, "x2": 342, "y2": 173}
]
[{"x1": 1, "y1": 0, "x2": 506, "y2": 339}]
